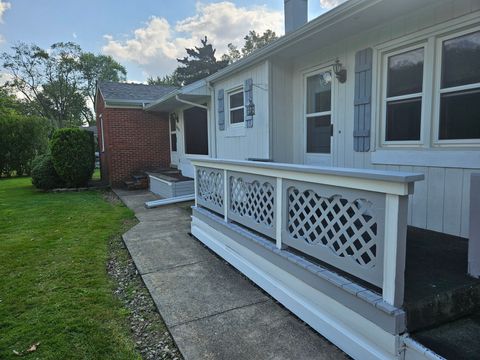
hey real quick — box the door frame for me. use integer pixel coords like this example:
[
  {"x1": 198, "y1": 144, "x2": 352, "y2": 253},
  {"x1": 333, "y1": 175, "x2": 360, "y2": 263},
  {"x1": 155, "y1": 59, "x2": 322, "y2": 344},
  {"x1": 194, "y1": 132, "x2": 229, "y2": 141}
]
[
  {"x1": 302, "y1": 64, "x2": 337, "y2": 167},
  {"x1": 169, "y1": 112, "x2": 179, "y2": 166}
]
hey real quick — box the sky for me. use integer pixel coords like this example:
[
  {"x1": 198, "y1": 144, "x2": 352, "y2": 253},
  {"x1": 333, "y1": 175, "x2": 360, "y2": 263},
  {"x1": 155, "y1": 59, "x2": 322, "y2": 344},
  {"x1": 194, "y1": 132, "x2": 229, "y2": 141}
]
[{"x1": 0, "y1": 0, "x2": 344, "y2": 83}]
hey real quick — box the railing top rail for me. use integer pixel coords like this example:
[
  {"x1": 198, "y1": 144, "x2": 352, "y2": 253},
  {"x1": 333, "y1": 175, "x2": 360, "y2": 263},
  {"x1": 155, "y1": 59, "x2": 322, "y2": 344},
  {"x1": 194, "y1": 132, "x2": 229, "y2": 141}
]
[{"x1": 190, "y1": 158, "x2": 424, "y2": 184}]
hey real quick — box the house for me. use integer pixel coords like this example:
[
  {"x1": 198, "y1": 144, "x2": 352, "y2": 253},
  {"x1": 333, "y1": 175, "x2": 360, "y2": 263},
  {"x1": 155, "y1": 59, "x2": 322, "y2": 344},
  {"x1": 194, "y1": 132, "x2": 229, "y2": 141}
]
[
  {"x1": 95, "y1": 81, "x2": 176, "y2": 187},
  {"x1": 142, "y1": 0, "x2": 480, "y2": 359},
  {"x1": 98, "y1": 0, "x2": 480, "y2": 357}
]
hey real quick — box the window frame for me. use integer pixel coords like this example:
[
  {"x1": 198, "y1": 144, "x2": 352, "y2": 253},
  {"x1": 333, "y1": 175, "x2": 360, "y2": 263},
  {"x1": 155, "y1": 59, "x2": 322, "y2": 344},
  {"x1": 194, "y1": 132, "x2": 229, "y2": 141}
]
[
  {"x1": 432, "y1": 25, "x2": 480, "y2": 147},
  {"x1": 380, "y1": 43, "x2": 429, "y2": 147},
  {"x1": 227, "y1": 87, "x2": 245, "y2": 127},
  {"x1": 303, "y1": 66, "x2": 334, "y2": 155}
]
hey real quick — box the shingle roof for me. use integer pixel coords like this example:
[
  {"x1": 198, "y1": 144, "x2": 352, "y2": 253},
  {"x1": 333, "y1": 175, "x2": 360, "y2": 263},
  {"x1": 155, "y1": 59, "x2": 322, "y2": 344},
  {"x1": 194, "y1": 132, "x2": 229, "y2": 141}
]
[{"x1": 97, "y1": 81, "x2": 177, "y2": 103}]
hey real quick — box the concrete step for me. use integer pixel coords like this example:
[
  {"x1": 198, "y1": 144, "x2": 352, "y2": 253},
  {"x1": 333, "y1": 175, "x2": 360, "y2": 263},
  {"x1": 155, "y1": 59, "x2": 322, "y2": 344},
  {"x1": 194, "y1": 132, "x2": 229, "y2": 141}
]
[
  {"x1": 404, "y1": 227, "x2": 480, "y2": 332},
  {"x1": 124, "y1": 180, "x2": 147, "y2": 190},
  {"x1": 412, "y1": 311, "x2": 480, "y2": 360},
  {"x1": 405, "y1": 282, "x2": 480, "y2": 331}
]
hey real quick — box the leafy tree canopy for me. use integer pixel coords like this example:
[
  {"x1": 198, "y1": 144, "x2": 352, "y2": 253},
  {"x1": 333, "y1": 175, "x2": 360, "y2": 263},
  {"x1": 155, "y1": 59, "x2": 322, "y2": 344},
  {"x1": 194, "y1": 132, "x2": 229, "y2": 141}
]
[
  {"x1": 146, "y1": 73, "x2": 181, "y2": 87},
  {"x1": 222, "y1": 30, "x2": 278, "y2": 64},
  {"x1": 175, "y1": 36, "x2": 228, "y2": 85},
  {"x1": 1, "y1": 42, "x2": 126, "y2": 128}
]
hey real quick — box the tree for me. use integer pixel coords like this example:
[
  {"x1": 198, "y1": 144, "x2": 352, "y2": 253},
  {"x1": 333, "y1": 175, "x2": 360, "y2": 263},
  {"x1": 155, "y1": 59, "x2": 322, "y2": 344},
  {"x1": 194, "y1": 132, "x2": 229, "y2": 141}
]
[
  {"x1": 1, "y1": 42, "x2": 127, "y2": 127},
  {"x1": 146, "y1": 73, "x2": 180, "y2": 87},
  {"x1": 78, "y1": 53, "x2": 127, "y2": 116},
  {"x1": 222, "y1": 30, "x2": 278, "y2": 64},
  {"x1": 175, "y1": 36, "x2": 229, "y2": 85}
]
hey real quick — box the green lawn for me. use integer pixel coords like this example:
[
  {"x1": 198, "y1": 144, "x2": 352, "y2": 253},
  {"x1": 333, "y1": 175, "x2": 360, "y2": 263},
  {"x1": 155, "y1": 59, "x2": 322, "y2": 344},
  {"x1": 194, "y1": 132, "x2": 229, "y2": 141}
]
[
  {"x1": 92, "y1": 168, "x2": 101, "y2": 181},
  {"x1": 0, "y1": 178, "x2": 140, "y2": 359}
]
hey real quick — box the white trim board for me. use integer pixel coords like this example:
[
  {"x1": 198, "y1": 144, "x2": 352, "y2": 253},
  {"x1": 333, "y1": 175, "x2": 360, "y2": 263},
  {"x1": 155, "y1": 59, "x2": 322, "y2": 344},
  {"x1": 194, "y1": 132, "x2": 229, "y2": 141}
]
[
  {"x1": 371, "y1": 150, "x2": 480, "y2": 169},
  {"x1": 191, "y1": 216, "x2": 402, "y2": 360}
]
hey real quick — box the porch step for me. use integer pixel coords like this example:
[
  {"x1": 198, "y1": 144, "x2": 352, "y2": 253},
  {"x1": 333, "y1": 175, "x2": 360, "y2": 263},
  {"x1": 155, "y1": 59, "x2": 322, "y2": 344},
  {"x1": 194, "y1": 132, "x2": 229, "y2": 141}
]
[
  {"x1": 412, "y1": 310, "x2": 480, "y2": 360},
  {"x1": 405, "y1": 282, "x2": 480, "y2": 332},
  {"x1": 404, "y1": 227, "x2": 480, "y2": 332}
]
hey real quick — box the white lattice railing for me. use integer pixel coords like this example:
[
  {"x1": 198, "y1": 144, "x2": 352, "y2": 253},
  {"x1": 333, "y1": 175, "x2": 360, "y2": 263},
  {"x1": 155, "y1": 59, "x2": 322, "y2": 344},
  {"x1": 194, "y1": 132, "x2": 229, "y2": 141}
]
[{"x1": 192, "y1": 159, "x2": 424, "y2": 307}]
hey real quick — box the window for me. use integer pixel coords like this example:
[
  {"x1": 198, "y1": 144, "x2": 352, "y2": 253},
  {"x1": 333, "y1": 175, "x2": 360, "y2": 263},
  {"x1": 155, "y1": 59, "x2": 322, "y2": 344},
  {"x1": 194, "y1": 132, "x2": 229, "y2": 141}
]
[
  {"x1": 169, "y1": 115, "x2": 177, "y2": 152},
  {"x1": 183, "y1": 107, "x2": 208, "y2": 155},
  {"x1": 306, "y1": 71, "x2": 332, "y2": 153},
  {"x1": 438, "y1": 30, "x2": 480, "y2": 140},
  {"x1": 228, "y1": 89, "x2": 244, "y2": 125},
  {"x1": 384, "y1": 47, "x2": 424, "y2": 142}
]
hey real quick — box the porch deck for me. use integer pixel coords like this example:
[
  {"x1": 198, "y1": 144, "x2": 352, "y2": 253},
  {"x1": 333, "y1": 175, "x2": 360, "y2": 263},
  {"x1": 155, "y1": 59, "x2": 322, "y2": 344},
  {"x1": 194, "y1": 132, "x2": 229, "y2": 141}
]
[{"x1": 189, "y1": 158, "x2": 479, "y2": 359}]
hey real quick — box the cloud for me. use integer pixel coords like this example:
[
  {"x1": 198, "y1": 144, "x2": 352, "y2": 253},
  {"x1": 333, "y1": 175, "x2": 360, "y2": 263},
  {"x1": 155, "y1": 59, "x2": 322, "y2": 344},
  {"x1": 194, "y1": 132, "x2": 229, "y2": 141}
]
[
  {"x1": 319, "y1": 0, "x2": 346, "y2": 9},
  {"x1": 102, "y1": 1, "x2": 283, "y2": 78},
  {"x1": 72, "y1": 32, "x2": 77, "y2": 39},
  {"x1": 0, "y1": 1, "x2": 11, "y2": 23}
]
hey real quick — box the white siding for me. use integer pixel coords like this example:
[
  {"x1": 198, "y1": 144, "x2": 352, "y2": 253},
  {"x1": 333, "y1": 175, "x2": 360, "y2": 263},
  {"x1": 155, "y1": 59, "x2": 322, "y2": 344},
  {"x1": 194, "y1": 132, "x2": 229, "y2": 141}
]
[
  {"x1": 272, "y1": 0, "x2": 480, "y2": 237},
  {"x1": 213, "y1": 61, "x2": 270, "y2": 160}
]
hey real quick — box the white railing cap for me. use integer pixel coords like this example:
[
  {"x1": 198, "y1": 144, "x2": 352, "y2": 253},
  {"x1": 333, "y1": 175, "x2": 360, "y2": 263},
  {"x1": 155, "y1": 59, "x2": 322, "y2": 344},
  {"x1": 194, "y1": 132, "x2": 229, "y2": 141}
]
[{"x1": 190, "y1": 158, "x2": 425, "y2": 184}]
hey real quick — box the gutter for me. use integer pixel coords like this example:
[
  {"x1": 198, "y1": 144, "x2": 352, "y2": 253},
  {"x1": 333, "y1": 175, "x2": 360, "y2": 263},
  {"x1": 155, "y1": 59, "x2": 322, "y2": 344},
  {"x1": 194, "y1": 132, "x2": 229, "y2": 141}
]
[{"x1": 175, "y1": 95, "x2": 208, "y2": 110}]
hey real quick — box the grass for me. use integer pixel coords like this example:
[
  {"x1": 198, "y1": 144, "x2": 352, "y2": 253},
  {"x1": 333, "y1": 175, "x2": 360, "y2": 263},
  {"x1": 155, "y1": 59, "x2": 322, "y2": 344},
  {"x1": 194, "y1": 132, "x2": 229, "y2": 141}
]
[
  {"x1": 92, "y1": 168, "x2": 101, "y2": 181},
  {"x1": 0, "y1": 177, "x2": 141, "y2": 359}
]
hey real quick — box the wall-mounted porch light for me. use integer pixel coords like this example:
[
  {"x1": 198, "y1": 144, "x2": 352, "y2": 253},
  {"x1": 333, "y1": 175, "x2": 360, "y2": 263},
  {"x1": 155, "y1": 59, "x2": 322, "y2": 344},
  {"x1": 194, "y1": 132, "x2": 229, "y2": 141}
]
[
  {"x1": 246, "y1": 99, "x2": 256, "y2": 116},
  {"x1": 333, "y1": 59, "x2": 347, "y2": 83}
]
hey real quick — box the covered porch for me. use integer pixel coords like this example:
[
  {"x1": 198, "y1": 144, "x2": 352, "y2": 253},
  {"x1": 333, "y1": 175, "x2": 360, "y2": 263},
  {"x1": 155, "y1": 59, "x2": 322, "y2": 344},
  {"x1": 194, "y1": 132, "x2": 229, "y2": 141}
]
[{"x1": 189, "y1": 158, "x2": 480, "y2": 359}]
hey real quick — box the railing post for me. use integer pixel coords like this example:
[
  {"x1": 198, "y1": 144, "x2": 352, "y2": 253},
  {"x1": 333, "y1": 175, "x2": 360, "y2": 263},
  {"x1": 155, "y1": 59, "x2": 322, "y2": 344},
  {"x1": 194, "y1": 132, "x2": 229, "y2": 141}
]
[
  {"x1": 469, "y1": 173, "x2": 480, "y2": 278},
  {"x1": 193, "y1": 165, "x2": 198, "y2": 207},
  {"x1": 382, "y1": 194, "x2": 408, "y2": 307},
  {"x1": 275, "y1": 177, "x2": 285, "y2": 250},
  {"x1": 223, "y1": 169, "x2": 228, "y2": 222}
]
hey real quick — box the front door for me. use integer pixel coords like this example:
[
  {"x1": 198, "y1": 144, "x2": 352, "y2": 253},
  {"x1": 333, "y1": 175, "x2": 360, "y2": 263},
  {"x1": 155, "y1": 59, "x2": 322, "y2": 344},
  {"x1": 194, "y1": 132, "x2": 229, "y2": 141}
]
[{"x1": 304, "y1": 69, "x2": 334, "y2": 167}]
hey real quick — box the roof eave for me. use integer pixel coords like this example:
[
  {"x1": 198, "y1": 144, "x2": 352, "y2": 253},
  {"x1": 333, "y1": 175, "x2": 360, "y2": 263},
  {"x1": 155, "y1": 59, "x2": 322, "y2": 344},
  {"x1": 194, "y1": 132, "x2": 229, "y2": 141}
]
[{"x1": 205, "y1": 0, "x2": 381, "y2": 83}]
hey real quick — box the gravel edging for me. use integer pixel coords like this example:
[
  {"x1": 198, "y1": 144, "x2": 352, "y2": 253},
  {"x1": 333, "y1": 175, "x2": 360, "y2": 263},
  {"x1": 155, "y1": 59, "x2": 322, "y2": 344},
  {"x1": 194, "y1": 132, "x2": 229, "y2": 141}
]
[{"x1": 106, "y1": 194, "x2": 182, "y2": 360}]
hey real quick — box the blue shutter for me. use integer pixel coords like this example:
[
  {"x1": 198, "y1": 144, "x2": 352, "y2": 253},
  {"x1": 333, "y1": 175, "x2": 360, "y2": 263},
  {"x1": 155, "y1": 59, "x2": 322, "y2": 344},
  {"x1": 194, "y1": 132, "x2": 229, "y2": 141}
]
[
  {"x1": 244, "y1": 78, "x2": 253, "y2": 128},
  {"x1": 354, "y1": 48, "x2": 373, "y2": 152},
  {"x1": 218, "y1": 89, "x2": 225, "y2": 131}
]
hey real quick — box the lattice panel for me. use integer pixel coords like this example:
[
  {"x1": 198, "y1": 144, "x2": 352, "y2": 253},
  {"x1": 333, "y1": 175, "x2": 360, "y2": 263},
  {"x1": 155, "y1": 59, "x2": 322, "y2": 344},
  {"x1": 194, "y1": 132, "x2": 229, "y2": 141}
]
[
  {"x1": 229, "y1": 176, "x2": 275, "y2": 229},
  {"x1": 197, "y1": 168, "x2": 224, "y2": 211},
  {"x1": 287, "y1": 187, "x2": 378, "y2": 268}
]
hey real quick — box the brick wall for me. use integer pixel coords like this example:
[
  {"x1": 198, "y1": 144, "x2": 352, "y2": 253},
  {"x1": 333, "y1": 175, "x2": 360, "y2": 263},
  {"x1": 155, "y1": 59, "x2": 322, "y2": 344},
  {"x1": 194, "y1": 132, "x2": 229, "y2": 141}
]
[{"x1": 96, "y1": 95, "x2": 170, "y2": 187}]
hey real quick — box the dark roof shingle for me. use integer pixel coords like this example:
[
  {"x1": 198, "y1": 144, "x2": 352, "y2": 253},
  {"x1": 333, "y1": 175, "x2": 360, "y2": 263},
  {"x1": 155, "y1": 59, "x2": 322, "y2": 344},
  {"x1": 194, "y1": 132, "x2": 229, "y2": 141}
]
[{"x1": 97, "y1": 81, "x2": 177, "y2": 103}]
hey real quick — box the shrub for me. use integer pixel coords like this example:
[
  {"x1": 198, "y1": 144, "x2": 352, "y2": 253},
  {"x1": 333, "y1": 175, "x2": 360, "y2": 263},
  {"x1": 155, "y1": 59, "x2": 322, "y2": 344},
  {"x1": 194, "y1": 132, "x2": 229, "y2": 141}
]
[
  {"x1": 50, "y1": 128, "x2": 95, "y2": 187},
  {"x1": 0, "y1": 114, "x2": 50, "y2": 177},
  {"x1": 31, "y1": 154, "x2": 64, "y2": 190}
]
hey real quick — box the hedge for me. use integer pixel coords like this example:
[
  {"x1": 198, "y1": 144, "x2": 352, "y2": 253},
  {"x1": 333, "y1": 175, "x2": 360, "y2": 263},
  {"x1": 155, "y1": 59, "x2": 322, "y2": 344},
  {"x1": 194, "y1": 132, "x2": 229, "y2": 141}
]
[
  {"x1": 0, "y1": 114, "x2": 50, "y2": 177},
  {"x1": 31, "y1": 154, "x2": 64, "y2": 190},
  {"x1": 50, "y1": 128, "x2": 95, "y2": 187}
]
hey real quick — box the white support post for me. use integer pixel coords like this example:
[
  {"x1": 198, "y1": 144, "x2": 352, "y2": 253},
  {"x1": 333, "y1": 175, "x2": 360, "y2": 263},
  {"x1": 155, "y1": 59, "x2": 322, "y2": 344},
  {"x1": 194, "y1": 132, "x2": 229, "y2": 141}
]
[
  {"x1": 275, "y1": 177, "x2": 284, "y2": 250},
  {"x1": 469, "y1": 173, "x2": 480, "y2": 278},
  {"x1": 223, "y1": 169, "x2": 228, "y2": 222},
  {"x1": 193, "y1": 165, "x2": 198, "y2": 207},
  {"x1": 382, "y1": 194, "x2": 408, "y2": 307}
]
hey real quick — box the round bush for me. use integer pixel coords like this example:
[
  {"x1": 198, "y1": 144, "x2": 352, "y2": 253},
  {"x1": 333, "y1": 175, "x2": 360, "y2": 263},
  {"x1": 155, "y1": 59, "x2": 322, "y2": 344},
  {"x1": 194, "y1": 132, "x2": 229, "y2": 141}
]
[
  {"x1": 50, "y1": 128, "x2": 95, "y2": 188},
  {"x1": 31, "y1": 154, "x2": 64, "y2": 190}
]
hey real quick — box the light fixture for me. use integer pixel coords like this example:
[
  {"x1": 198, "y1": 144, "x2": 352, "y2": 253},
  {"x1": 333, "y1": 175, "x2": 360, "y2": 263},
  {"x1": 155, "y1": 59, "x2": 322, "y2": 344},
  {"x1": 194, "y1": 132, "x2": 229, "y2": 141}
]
[
  {"x1": 246, "y1": 99, "x2": 256, "y2": 116},
  {"x1": 333, "y1": 59, "x2": 347, "y2": 83}
]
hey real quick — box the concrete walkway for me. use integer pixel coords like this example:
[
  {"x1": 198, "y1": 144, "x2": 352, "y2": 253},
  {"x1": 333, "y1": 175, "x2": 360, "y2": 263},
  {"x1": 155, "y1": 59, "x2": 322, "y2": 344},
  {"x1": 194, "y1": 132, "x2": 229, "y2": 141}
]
[{"x1": 115, "y1": 189, "x2": 347, "y2": 360}]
